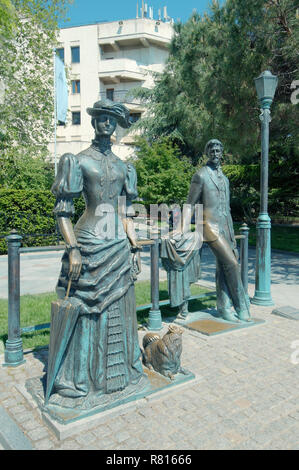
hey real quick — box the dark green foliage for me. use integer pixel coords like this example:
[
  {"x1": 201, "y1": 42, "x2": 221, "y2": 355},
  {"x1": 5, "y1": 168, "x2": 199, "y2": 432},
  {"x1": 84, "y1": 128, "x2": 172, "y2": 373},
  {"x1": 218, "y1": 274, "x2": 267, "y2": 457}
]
[
  {"x1": 222, "y1": 139, "x2": 299, "y2": 222},
  {"x1": 267, "y1": 141, "x2": 299, "y2": 220},
  {"x1": 0, "y1": 153, "x2": 55, "y2": 190},
  {"x1": 132, "y1": 0, "x2": 298, "y2": 166},
  {"x1": 223, "y1": 164, "x2": 260, "y2": 221},
  {"x1": 0, "y1": 190, "x2": 57, "y2": 254},
  {"x1": 132, "y1": 137, "x2": 195, "y2": 205},
  {"x1": 0, "y1": 190, "x2": 85, "y2": 254}
]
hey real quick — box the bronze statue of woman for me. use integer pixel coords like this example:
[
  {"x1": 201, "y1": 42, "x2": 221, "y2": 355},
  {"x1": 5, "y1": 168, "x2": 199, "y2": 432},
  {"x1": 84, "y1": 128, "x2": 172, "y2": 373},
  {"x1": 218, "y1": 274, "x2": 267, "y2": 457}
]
[{"x1": 47, "y1": 100, "x2": 148, "y2": 410}]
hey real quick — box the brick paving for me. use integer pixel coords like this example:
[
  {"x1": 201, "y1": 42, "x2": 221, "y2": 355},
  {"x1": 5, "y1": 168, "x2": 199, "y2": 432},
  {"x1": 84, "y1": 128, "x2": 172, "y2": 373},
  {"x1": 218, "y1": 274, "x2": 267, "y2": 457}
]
[{"x1": 0, "y1": 302, "x2": 298, "y2": 450}]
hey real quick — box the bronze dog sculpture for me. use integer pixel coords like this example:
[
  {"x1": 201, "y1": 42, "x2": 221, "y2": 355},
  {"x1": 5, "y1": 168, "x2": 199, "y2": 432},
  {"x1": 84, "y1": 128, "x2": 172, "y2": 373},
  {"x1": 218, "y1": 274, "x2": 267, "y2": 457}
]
[{"x1": 142, "y1": 324, "x2": 188, "y2": 380}]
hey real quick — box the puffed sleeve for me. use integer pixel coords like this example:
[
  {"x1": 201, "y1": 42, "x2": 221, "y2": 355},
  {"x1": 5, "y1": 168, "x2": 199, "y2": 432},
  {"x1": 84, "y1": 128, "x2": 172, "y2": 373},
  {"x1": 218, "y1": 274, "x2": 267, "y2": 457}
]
[
  {"x1": 51, "y1": 153, "x2": 83, "y2": 217},
  {"x1": 122, "y1": 163, "x2": 138, "y2": 217}
]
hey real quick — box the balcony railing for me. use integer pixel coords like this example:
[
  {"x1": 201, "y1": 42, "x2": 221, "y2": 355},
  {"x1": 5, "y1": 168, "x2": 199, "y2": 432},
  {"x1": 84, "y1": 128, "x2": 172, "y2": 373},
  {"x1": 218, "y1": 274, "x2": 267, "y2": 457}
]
[
  {"x1": 99, "y1": 58, "x2": 146, "y2": 82},
  {"x1": 98, "y1": 18, "x2": 173, "y2": 44}
]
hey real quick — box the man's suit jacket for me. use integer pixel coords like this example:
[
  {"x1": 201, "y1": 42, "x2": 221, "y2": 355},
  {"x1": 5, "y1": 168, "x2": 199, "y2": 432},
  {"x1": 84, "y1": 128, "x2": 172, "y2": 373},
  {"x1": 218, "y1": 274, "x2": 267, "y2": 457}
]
[{"x1": 187, "y1": 165, "x2": 235, "y2": 243}]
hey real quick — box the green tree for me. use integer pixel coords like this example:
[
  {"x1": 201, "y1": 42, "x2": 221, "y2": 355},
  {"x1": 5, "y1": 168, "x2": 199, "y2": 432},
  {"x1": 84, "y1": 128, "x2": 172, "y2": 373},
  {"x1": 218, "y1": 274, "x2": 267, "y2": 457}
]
[
  {"x1": 0, "y1": 152, "x2": 54, "y2": 189},
  {"x1": 0, "y1": 0, "x2": 71, "y2": 189},
  {"x1": 133, "y1": 0, "x2": 299, "y2": 165},
  {"x1": 0, "y1": 0, "x2": 16, "y2": 39},
  {"x1": 132, "y1": 137, "x2": 195, "y2": 205}
]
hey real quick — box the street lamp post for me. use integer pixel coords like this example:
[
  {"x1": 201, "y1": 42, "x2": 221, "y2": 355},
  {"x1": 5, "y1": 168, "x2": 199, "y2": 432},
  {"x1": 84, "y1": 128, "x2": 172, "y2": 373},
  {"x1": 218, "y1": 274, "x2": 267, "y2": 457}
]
[{"x1": 252, "y1": 71, "x2": 278, "y2": 306}]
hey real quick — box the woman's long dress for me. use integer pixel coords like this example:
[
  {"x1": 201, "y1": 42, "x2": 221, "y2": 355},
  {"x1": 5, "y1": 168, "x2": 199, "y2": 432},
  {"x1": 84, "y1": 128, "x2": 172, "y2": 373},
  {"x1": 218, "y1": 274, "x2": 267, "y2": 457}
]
[{"x1": 49, "y1": 147, "x2": 145, "y2": 408}]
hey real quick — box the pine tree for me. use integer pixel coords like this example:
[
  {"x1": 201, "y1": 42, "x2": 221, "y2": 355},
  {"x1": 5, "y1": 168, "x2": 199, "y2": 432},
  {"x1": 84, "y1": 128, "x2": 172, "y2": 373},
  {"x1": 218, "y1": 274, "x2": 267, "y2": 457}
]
[{"x1": 133, "y1": 0, "x2": 299, "y2": 165}]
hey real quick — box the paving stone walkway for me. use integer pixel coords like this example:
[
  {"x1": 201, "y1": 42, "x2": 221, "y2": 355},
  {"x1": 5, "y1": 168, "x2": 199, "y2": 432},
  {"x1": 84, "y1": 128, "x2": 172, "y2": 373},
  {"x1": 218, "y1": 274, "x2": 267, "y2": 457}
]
[{"x1": 0, "y1": 301, "x2": 298, "y2": 450}]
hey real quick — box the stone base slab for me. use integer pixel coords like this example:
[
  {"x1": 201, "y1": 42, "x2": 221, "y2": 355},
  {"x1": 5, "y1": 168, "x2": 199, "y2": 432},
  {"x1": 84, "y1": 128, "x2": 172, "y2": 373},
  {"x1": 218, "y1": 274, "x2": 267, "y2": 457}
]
[
  {"x1": 175, "y1": 309, "x2": 265, "y2": 336},
  {"x1": 16, "y1": 368, "x2": 201, "y2": 440}
]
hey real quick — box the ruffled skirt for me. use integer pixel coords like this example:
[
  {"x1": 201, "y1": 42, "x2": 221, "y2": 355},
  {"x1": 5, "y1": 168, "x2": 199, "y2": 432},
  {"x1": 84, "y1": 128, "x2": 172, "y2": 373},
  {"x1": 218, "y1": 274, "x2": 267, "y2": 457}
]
[{"x1": 52, "y1": 233, "x2": 144, "y2": 400}]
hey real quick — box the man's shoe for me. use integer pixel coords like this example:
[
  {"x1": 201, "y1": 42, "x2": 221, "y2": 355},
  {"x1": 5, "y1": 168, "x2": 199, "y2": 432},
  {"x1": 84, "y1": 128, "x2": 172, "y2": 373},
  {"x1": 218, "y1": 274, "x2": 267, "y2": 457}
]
[
  {"x1": 238, "y1": 310, "x2": 253, "y2": 322},
  {"x1": 220, "y1": 310, "x2": 239, "y2": 322},
  {"x1": 177, "y1": 301, "x2": 189, "y2": 320}
]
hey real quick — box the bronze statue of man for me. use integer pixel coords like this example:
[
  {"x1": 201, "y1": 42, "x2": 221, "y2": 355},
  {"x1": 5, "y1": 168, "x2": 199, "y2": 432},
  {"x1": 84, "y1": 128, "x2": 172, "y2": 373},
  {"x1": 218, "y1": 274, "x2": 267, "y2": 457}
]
[{"x1": 186, "y1": 139, "x2": 251, "y2": 322}]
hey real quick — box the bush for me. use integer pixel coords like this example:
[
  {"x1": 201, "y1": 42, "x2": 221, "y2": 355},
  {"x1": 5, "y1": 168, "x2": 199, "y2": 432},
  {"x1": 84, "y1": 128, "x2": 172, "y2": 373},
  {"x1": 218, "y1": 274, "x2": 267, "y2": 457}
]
[
  {"x1": 223, "y1": 158, "x2": 299, "y2": 223},
  {"x1": 222, "y1": 164, "x2": 260, "y2": 222},
  {"x1": 132, "y1": 137, "x2": 195, "y2": 206},
  {"x1": 0, "y1": 190, "x2": 85, "y2": 254}
]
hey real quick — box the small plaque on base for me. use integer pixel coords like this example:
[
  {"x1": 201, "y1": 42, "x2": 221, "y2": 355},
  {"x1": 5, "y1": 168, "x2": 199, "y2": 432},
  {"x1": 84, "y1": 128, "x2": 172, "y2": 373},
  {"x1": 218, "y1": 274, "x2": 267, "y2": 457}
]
[
  {"x1": 272, "y1": 306, "x2": 299, "y2": 321},
  {"x1": 175, "y1": 309, "x2": 265, "y2": 336}
]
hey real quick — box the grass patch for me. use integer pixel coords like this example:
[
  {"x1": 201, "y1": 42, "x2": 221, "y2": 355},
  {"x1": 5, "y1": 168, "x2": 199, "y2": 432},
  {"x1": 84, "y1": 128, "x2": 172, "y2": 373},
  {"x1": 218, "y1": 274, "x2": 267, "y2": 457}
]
[
  {"x1": 234, "y1": 223, "x2": 299, "y2": 253},
  {"x1": 0, "y1": 281, "x2": 215, "y2": 352},
  {"x1": 135, "y1": 280, "x2": 215, "y2": 325},
  {"x1": 0, "y1": 292, "x2": 57, "y2": 352}
]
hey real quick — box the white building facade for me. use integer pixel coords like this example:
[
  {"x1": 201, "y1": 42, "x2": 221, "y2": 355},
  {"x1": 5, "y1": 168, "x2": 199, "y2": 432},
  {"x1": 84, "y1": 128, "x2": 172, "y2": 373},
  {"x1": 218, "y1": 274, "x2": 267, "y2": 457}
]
[{"x1": 50, "y1": 16, "x2": 174, "y2": 162}]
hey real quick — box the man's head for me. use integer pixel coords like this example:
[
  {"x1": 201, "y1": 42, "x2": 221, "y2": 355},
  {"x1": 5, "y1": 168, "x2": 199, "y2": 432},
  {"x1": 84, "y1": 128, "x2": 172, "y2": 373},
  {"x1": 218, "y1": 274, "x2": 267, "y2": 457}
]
[{"x1": 205, "y1": 139, "x2": 223, "y2": 168}]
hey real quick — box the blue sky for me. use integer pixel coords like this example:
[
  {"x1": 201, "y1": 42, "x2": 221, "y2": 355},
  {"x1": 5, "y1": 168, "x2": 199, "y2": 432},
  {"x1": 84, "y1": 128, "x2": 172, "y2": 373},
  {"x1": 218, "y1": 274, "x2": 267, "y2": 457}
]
[{"x1": 60, "y1": 0, "x2": 221, "y2": 28}]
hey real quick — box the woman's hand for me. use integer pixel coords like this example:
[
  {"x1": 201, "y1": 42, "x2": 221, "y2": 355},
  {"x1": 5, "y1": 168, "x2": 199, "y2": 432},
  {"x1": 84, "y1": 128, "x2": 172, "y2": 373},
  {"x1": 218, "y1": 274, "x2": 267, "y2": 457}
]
[
  {"x1": 122, "y1": 217, "x2": 138, "y2": 249},
  {"x1": 68, "y1": 248, "x2": 82, "y2": 281}
]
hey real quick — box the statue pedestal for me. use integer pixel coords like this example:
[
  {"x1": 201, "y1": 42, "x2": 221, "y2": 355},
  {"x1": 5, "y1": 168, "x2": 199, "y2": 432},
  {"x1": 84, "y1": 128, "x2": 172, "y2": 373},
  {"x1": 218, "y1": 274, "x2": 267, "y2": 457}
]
[
  {"x1": 19, "y1": 366, "x2": 198, "y2": 440},
  {"x1": 174, "y1": 309, "x2": 265, "y2": 336}
]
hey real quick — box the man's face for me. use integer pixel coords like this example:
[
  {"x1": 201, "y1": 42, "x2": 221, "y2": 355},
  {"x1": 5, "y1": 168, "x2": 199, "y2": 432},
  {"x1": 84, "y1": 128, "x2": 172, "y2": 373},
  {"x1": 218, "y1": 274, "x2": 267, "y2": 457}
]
[
  {"x1": 94, "y1": 113, "x2": 117, "y2": 136},
  {"x1": 208, "y1": 144, "x2": 222, "y2": 167}
]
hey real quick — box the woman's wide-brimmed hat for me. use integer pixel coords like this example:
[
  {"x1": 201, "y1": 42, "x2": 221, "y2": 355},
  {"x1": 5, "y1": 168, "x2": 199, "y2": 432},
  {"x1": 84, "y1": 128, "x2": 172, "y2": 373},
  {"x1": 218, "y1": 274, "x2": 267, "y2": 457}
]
[{"x1": 86, "y1": 99, "x2": 131, "y2": 129}]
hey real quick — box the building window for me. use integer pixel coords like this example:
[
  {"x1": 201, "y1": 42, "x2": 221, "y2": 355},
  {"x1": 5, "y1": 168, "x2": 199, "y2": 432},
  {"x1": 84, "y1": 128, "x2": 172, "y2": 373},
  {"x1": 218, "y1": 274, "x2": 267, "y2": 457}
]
[
  {"x1": 129, "y1": 113, "x2": 141, "y2": 124},
  {"x1": 106, "y1": 89, "x2": 114, "y2": 101},
  {"x1": 72, "y1": 111, "x2": 81, "y2": 125},
  {"x1": 71, "y1": 46, "x2": 80, "y2": 63},
  {"x1": 56, "y1": 48, "x2": 64, "y2": 63},
  {"x1": 72, "y1": 80, "x2": 80, "y2": 94}
]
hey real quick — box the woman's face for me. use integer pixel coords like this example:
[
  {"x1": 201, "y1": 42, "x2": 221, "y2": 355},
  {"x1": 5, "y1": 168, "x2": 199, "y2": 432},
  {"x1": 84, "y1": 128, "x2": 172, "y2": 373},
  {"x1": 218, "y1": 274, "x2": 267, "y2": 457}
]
[{"x1": 94, "y1": 113, "x2": 117, "y2": 136}]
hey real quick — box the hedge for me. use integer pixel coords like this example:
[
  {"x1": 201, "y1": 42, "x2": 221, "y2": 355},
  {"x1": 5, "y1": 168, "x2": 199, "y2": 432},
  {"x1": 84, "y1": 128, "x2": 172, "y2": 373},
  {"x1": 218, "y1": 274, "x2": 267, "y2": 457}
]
[
  {"x1": 0, "y1": 190, "x2": 85, "y2": 255},
  {"x1": 223, "y1": 164, "x2": 298, "y2": 222}
]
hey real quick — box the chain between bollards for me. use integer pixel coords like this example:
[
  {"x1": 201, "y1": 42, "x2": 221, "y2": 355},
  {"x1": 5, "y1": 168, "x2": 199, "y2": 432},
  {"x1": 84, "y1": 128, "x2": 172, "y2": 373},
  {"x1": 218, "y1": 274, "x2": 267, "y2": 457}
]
[{"x1": 3, "y1": 230, "x2": 25, "y2": 367}]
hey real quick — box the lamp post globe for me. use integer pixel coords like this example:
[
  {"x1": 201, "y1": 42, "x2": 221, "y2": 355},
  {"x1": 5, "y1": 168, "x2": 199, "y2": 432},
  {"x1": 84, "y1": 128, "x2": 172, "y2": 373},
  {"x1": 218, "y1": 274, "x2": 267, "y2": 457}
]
[{"x1": 255, "y1": 70, "x2": 278, "y2": 108}]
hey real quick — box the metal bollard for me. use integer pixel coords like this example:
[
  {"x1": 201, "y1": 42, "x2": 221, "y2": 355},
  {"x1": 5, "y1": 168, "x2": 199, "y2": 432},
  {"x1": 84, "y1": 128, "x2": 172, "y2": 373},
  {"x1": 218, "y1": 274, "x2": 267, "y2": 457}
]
[
  {"x1": 147, "y1": 239, "x2": 162, "y2": 331},
  {"x1": 3, "y1": 231, "x2": 25, "y2": 367},
  {"x1": 239, "y1": 223, "x2": 250, "y2": 299}
]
